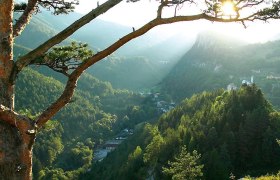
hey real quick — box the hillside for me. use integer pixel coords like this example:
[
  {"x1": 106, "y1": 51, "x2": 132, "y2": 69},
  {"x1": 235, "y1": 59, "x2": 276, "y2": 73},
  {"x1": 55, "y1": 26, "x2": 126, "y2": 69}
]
[
  {"x1": 15, "y1": 68, "x2": 156, "y2": 179},
  {"x1": 84, "y1": 85, "x2": 280, "y2": 179},
  {"x1": 161, "y1": 31, "x2": 280, "y2": 108}
]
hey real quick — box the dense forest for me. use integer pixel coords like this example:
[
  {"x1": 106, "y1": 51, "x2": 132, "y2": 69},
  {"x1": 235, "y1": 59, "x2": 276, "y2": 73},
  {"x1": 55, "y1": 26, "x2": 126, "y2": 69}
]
[
  {"x1": 10, "y1": 8, "x2": 280, "y2": 180},
  {"x1": 84, "y1": 85, "x2": 280, "y2": 179},
  {"x1": 15, "y1": 68, "x2": 158, "y2": 179}
]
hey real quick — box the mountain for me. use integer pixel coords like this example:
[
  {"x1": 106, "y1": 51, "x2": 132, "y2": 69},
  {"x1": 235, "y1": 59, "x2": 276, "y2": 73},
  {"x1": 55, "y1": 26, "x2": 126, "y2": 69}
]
[
  {"x1": 84, "y1": 85, "x2": 280, "y2": 179},
  {"x1": 161, "y1": 31, "x2": 280, "y2": 108},
  {"x1": 14, "y1": 10, "x2": 194, "y2": 90}
]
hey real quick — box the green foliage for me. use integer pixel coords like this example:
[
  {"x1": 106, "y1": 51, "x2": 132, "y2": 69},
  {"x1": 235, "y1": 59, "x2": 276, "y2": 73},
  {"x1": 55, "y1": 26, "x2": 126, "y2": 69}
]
[
  {"x1": 35, "y1": 42, "x2": 94, "y2": 76},
  {"x1": 88, "y1": 86, "x2": 280, "y2": 180},
  {"x1": 45, "y1": 42, "x2": 93, "y2": 61},
  {"x1": 14, "y1": 67, "x2": 150, "y2": 178},
  {"x1": 143, "y1": 133, "x2": 165, "y2": 164},
  {"x1": 38, "y1": 168, "x2": 68, "y2": 180},
  {"x1": 33, "y1": 120, "x2": 64, "y2": 178},
  {"x1": 128, "y1": 146, "x2": 142, "y2": 162},
  {"x1": 162, "y1": 146, "x2": 203, "y2": 180},
  {"x1": 244, "y1": 171, "x2": 280, "y2": 180}
]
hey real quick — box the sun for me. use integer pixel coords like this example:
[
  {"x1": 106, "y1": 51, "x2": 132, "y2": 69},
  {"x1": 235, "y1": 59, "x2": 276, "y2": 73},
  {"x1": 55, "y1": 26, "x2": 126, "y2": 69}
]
[{"x1": 221, "y1": 1, "x2": 236, "y2": 17}]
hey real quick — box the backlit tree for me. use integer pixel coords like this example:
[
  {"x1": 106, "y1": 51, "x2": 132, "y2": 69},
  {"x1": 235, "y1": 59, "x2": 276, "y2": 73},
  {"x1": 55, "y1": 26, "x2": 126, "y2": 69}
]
[{"x1": 1, "y1": 0, "x2": 280, "y2": 179}]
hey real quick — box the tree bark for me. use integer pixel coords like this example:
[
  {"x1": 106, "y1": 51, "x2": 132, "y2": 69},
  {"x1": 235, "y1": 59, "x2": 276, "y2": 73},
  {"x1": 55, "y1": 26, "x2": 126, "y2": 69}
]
[
  {"x1": 0, "y1": 0, "x2": 14, "y2": 109},
  {"x1": 0, "y1": 110, "x2": 35, "y2": 180},
  {"x1": 0, "y1": 1, "x2": 34, "y2": 179}
]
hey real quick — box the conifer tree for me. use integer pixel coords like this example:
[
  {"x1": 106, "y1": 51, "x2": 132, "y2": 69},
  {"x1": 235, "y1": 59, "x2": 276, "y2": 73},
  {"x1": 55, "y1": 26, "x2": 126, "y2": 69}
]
[{"x1": 162, "y1": 146, "x2": 203, "y2": 180}]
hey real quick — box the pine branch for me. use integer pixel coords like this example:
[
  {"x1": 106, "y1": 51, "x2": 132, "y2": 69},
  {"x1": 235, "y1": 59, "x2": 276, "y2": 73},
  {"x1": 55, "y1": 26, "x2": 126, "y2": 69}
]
[
  {"x1": 38, "y1": 0, "x2": 79, "y2": 15},
  {"x1": 33, "y1": 42, "x2": 93, "y2": 76},
  {"x1": 15, "y1": 0, "x2": 122, "y2": 75}
]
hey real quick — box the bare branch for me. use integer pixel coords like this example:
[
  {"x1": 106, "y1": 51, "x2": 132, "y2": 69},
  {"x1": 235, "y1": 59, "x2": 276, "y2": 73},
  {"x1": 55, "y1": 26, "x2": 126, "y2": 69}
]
[
  {"x1": 15, "y1": 0, "x2": 123, "y2": 75},
  {"x1": 157, "y1": 1, "x2": 167, "y2": 18},
  {"x1": 35, "y1": 74, "x2": 78, "y2": 128},
  {"x1": 238, "y1": 0, "x2": 265, "y2": 10},
  {"x1": 157, "y1": 0, "x2": 195, "y2": 18},
  {"x1": 13, "y1": 0, "x2": 38, "y2": 37}
]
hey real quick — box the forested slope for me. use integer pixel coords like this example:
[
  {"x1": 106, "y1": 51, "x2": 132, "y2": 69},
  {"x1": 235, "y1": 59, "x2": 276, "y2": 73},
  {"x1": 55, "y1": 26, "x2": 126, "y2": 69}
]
[
  {"x1": 85, "y1": 85, "x2": 280, "y2": 179},
  {"x1": 15, "y1": 68, "x2": 154, "y2": 179},
  {"x1": 161, "y1": 32, "x2": 280, "y2": 109}
]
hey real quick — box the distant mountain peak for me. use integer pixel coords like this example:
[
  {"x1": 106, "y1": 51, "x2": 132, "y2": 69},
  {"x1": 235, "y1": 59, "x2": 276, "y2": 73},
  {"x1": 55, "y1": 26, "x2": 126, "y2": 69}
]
[{"x1": 193, "y1": 31, "x2": 246, "y2": 50}]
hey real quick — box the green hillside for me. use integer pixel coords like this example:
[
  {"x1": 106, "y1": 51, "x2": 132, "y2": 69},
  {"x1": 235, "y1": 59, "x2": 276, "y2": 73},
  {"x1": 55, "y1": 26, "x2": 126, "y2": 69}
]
[
  {"x1": 84, "y1": 85, "x2": 280, "y2": 179},
  {"x1": 15, "y1": 68, "x2": 153, "y2": 179}
]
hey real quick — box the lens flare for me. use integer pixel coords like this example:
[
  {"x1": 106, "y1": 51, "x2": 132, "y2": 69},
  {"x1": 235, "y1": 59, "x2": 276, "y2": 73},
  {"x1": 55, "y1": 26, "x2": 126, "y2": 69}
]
[{"x1": 221, "y1": 1, "x2": 236, "y2": 17}]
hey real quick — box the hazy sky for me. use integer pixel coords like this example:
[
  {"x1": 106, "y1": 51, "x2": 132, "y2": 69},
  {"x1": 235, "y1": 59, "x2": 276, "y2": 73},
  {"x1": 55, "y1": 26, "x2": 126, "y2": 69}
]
[{"x1": 75, "y1": 0, "x2": 280, "y2": 43}]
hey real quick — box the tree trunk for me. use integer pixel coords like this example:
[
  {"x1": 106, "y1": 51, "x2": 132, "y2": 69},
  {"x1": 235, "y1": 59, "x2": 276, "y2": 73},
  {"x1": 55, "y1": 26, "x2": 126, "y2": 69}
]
[
  {"x1": 0, "y1": 115, "x2": 35, "y2": 180},
  {"x1": 0, "y1": 1, "x2": 34, "y2": 179}
]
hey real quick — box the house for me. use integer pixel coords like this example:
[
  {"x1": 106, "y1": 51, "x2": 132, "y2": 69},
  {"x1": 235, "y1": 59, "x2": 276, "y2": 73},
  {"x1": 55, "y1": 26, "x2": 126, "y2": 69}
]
[
  {"x1": 105, "y1": 144, "x2": 118, "y2": 151},
  {"x1": 104, "y1": 140, "x2": 122, "y2": 151},
  {"x1": 242, "y1": 76, "x2": 254, "y2": 85}
]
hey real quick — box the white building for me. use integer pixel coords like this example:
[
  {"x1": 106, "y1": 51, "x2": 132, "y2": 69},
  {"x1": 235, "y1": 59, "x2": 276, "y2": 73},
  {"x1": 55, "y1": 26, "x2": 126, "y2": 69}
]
[{"x1": 242, "y1": 76, "x2": 254, "y2": 85}]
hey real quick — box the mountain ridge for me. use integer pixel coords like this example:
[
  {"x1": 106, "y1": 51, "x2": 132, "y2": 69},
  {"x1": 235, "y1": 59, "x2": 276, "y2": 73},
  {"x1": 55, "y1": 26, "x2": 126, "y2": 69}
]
[{"x1": 161, "y1": 31, "x2": 280, "y2": 108}]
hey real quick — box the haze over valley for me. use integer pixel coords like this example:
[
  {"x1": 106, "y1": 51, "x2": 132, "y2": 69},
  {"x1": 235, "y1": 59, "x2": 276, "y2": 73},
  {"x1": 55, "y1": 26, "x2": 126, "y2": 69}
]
[{"x1": 10, "y1": 5, "x2": 280, "y2": 179}]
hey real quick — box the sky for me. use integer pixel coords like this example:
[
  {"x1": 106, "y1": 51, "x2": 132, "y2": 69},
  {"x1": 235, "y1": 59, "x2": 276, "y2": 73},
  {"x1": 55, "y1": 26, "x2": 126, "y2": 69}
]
[{"x1": 74, "y1": 0, "x2": 280, "y2": 43}]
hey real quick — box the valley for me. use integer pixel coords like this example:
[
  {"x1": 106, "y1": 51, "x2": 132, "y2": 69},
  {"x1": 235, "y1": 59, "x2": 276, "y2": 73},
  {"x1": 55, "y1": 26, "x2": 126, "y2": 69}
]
[{"x1": 10, "y1": 7, "x2": 280, "y2": 180}]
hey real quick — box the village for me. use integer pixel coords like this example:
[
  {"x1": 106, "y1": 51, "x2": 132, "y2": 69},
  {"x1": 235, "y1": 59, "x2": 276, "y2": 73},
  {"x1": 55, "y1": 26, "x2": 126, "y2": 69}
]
[
  {"x1": 93, "y1": 128, "x2": 133, "y2": 162},
  {"x1": 94, "y1": 92, "x2": 176, "y2": 162},
  {"x1": 140, "y1": 91, "x2": 176, "y2": 113}
]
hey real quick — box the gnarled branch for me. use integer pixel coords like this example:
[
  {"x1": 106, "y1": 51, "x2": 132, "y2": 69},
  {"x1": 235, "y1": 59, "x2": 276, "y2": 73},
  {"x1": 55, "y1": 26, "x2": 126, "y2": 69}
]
[
  {"x1": 35, "y1": 74, "x2": 79, "y2": 128},
  {"x1": 0, "y1": 105, "x2": 35, "y2": 135},
  {"x1": 0, "y1": 105, "x2": 20, "y2": 127}
]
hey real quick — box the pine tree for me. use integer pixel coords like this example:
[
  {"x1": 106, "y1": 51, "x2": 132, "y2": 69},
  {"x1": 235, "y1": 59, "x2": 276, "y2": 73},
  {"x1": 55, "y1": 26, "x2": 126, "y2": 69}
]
[{"x1": 162, "y1": 146, "x2": 203, "y2": 180}]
